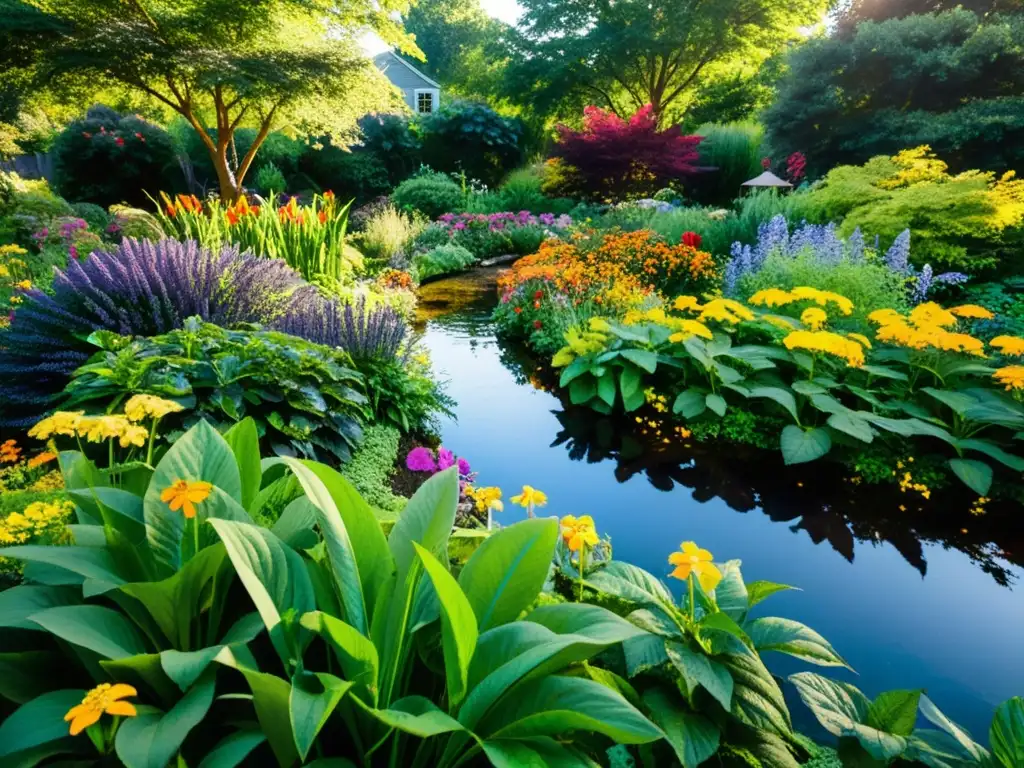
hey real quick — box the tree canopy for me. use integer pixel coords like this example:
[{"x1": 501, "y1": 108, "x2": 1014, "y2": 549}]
[
  {"x1": 763, "y1": 9, "x2": 1024, "y2": 178},
  {"x1": 0, "y1": 0, "x2": 420, "y2": 200},
  {"x1": 403, "y1": 0, "x2": 506, "y2": 93},
  {"x1": 500, "y1": 0, "x2": 830, "y2": 125},
  {"x1": 834, "y1": 0, "x2": 1019, "y2": 35}
]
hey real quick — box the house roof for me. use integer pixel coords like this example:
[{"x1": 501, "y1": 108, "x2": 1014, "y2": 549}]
[
  {"x1": 372, "y1": 51, "x2": 441, "y2": 89},
  {"x1": 741, "y1": 171, "x2": 793, "y2": 188}
]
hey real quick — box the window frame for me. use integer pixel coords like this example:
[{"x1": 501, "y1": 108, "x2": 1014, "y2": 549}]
[{"x1": 414, "y1": 88, "x2": 439, "y2": 114}]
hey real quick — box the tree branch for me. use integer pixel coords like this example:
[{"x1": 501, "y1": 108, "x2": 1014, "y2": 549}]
[{"x1": 234, "y1": 104, "x2": 280, "y2": 185}]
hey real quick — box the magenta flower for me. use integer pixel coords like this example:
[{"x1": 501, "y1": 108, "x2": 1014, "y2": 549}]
[
  {"x1": 437, "y1": 447, "x2": 455, "y2": 471},
  {"x1": 406, "y1": 447, "x2": 436, "y2": 472},
  {"x1": 457, "y1": 457, "x2": 471, "y2": 476}
]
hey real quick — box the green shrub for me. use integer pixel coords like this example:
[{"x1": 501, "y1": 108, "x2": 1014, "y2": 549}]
[
  {"x1": 62, "y1": 318, "x2": 369, "y2": 465},
  {"x1": 688, "y1": 121, "x2": 764, "y2": 206},
  {"x1": 392, "y1": 172, "x2": 464, "y2": 219},
  {"x1": 410, "y1": 221, "x2": 452, "y2": 253},
  {"x1": 411, "y1": 242, "x2": 476, "y2": 282},
  {"x1": 298, "y1": 142, "x2": 391, "y2": 204},
  {"x1": 52, "y1": 105, "x2": 182, "y2": 207},
  {"x1": 356, "y1": 204, "x2": 422, "y2": 263},
  {"x1": 418, "y1": 100, "x2": 525, "y2": 186},
  {"x1": 340, "y1": 423, "x2": 406, "y2": 514},
  {"x1": 357, "y1": 112, "x2": 421, "y2": 186},
  {"x1": 253, "y1": 162, "x2": 287, "y2": 195},
  {"x1": 69, "y1": 201, "x2": 110, "y2": 233}
]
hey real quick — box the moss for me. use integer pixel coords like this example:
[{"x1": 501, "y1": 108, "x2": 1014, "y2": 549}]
[{"x1": 341, "y1": 424, "x2": 407, "y2": 517}]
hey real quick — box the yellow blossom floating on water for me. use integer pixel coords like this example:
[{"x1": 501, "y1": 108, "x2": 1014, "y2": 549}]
[
  {"x1": 783, "y1": 330, "x2": 865, "y2": 367},
  {"x1": 990, "y1": 335, "x2": 1024, "y2": 356},
  {"x1": 560, "y1": 514, "x2": 599, "y2": 552},
  {"x1": 949, "y1": 304, "x2": 994, "y2": 320},
  {"x1": 790, "y1": 287, "x2": 854, "y2": 316},
  {"x1": 28, "y1": 411, "x2": 85, "y2": 440},
  {"x1": 123, "y1": 394, "x2": 185, "y2": 422},
  {"x1": 510, "y1": 485, "x2": 547, "y2": 510},
  {"x1": 160, "y1": 479, "x2": 213, "y2": 519},
  {"x1": 994, "y1": 365, "x2": 1024, "y2": 391},
  {"x1": 668, "y1": 541, "x2": 722, "y2": 591},
  {"x1": 800, "y1": 307, "x2": 828, "y2": 330},
  {"x1": 748, "y1": 288, "x2": 795, "y2": 308},
  {"x1": 64, "y1": 683, "x2": 138, "y2": 736}
]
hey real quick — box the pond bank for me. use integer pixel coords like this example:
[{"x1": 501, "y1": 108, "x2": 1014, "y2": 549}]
[{"x1": 416, "y1": 267, "x2": 1024, "y2": 742}]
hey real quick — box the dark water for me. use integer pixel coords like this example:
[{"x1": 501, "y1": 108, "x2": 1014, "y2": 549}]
[{"x1": 416, "y1": 269, "x2": 1024, "y2": 743}]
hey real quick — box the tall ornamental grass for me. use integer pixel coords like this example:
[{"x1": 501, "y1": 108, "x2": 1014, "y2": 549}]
[{"x1": 154, "y1": 191, "x2": 355, "y2": 281}]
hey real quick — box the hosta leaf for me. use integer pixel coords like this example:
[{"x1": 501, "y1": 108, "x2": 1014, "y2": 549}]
[
  {"x1": 948, "y1": 458, "x2": 993, "y2": 495},
  {"x1": 867, "y1": 689, "x2": 921, "y2": 736},
  {"x1": 0, "y1": 689, "x2": 82, "y2": 762},
  {"x1": 922, "y1": 387, "x2": 976, "y2": 415},
  {"x1": 957, "y1": 439, "x2": 1024, "y2": 472},
  {"x1": 706, "y1": 393, "x2": 727, "y2": 416},
  {"x1": 780, "y1": 425, "x2": 831, "y2": 465},
  {"x1": 673, "y1": 388, "x2": 707, "y2": 419},
  {"x1": 749, "y1": 386, "x2": 800, "y2": 422},
  {"x1": 789, "y1": 671, "x2": 869, "y2": 737},
  {"x1": 747, "y1": 617, "x2": 852, "y2": 669},
  {"x1": 642, "y1": 685, "x2": 720, "y2": 768},
  {"x1": 665, "y1": 640, "x2": 733, "y2": 710},
  {"x1": 827, "y1": 412, "x2": 875, "y2": 443},
  {"x1": 620, "y1": 348, "x2": 658, "y2": 373}
]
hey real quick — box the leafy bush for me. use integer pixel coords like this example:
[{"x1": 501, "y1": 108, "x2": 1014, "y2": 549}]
[
  {"x1": 801, "y1": 146, "x2": 1024, "y2": 275},
  {"x1": 549, "y1": 104, "x2": 703, "y2": 201},
  {"x1": 688, "y1": 121, "x2": 764, "y2": 206},
  {"x1": 359, "y1": 350, "x2": 456, "y2": 433},
  {"x1": 409, "y1": 221, "x2": 453, "y2": 253},
  {"x1": 392, "y1": 172, "x2": 465, "y2": 219},
  {"x1": 412, "y1": 243, "x2": 476, "y2": 282},
  {"x1": 63, "y1": 319, "x2": 368, "y2": 464},
  {"x1": 52, "y1": 106, "x2": 182, "y2": 207},
  {"x1": 355, "y1": 204, "x2": 422, "y2": 263},
  {"x1": 340, "y1": 423, "x2": 406, "y2": 514},
  {"x1": 298, "y1": 142, "x2": 390, "y2": 204},
  {"x1": 432, "y1": 211, "x2": 573, "y2": 260},
  {"x1": 253, "y1": 162, "x2": 286, "y2": 195},
  {"x1": 155, "y1": 191, "x2": 356, "y2": 282},
  {"x1": 357, "y1": 112, "x2": 421, "y2": 186},
  {"x1": 68, "y1": 202, "x2": 109, "y2": 233},
  {"x1": 418, "y1": 100, "x2": 525, "y2": 186},
  {"x1": 0, "y1": 237, "x2": 327, "y2": 424}
]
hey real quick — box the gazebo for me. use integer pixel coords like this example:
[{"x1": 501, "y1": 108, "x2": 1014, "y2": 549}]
[{"x1": 741, "y1": 171, "x2": 793, "y2": 191}]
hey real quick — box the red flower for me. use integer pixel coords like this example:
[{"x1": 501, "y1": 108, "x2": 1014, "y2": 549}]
[
  {"x1": 514, "y1": 306, "x2": 523, "y2": 314},
  {"x1": 533, "y1": 289, "x2": 543, "y2": 299},
  {"x1": 114, "y1": 137, "x2": 125, "y2": 147},
  {"x1": 681, "y1": 231, "x2": 702, "y2": 249},
  {"x1": 761, "y1": 157, "x2": 771, "y2": 170},
  {"x1": 533, "y1": 320, "x2": 543, "y2": 330},
  {"x1": 135, "y1": 132, "x2": 143, "y2": 139}
]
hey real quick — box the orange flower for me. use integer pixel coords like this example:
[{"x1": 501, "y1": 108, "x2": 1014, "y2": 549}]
[
  {"x1": 318, "y1": 210, "x2": 327, "y2": 224},
  {"x1": 668, "y1": 541, "x2": 722, "y2": 591},
  {"x1": 0, "y1": 439, "x2": 21, "y2": 463},
  {"x1": 160, "y1": 479, "x2": 213, "y2": 519},
  {"x1": 27, "y1": 451, "x2": 58, "y2": 469},
  {"x1": 64, "y1": 683, "x2": 137, "y2": 736},
  {"x1": 225, "y1": 209, "x2": 240, "y2": 226}
]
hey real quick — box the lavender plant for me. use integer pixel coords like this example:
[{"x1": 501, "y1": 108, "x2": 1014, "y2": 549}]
[{"x1": 279, "y1": 293, "x2": 407, "y2": 362}]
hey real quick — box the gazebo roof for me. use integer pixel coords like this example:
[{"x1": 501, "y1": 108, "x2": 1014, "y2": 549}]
[{"x1": 741, "y1": 171, "x2": 793, "y2": 188}]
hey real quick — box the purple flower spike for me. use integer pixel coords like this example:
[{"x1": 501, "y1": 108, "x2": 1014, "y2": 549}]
[
  {"x1": 406, "y1": 447, "x2": 437, "y2": 473},
  {"x1": 457, "y1": 457, "x2": 471, "y2": 476},
  {"x1": 437, "y1": 447, "x2": 455, "y2": 471}
]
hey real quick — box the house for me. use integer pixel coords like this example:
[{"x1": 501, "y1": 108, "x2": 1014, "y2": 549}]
[{"x1": 372, "y1": 51, "x2": 441, "y2": 115}]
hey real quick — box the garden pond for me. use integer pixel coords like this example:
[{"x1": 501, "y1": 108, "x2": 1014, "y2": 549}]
[{"x1": 416, "y1": 267, "x2": 1024, "y2": 743}]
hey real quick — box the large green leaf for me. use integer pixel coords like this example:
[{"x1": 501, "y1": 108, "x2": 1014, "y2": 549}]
[
  {"x1": 482, "y1": 737, "x2": 601, "y2": 767},
  {"x1": 0, "y1": 585, "x2": 79, "y2": 629},
  {"x1": 282, "y1": 459, "x2": 375, "y2": 634},
  {"x1": 746, "y1": 580, "x2": 798, "y2": 608},
  {"x1": 673, "y1": 388, "x2": 707, "y2": 419},
  {"x1": 827, "y1": 412, "x2": 875, "y2": 443},
  {"x1": 916, "y1": 694, "x2": 989, "y2": 764},
  {"x1": 290, "y1": 671, "x2": 353, "y2": 761},
  {"x1": 218, "y1": 648, "x2": 298, "y2": 768},
  {"x1": 68, "y1": 487, "x2": 146, "y2": 543},
  {"x1": 584, "y1": 561, "x2": 673, "y2": 608},
  {"x1": 780, "y1": 425, "x2": 831, "y2": 465},
  {"x1": 0, "y1": 545, "x2": 126, "y2": 586},
  {"x1": 665, "y1": 640, "x2": 733, "y2": 710},
  {"x1": 388, "y1": 467, "x2": 459, "y2": 579},
  {"x1": 479, "y1": 675, "x2": 662, "y2": 743},
  {"x1": 749, "y1": 386, "x2": 800, "y2": 423},
  {"x1": 957, "y1": 439, "x2": 1024, "y2": 472},
  {"x1": 948, "y1": 458, "x2": 993, "y2": 495},
  {"x1": 413, "y1": 542, "x2": 478, "y2": 707},
  {"x1": 361, "y1": 695, "x2": 465, "y2": 737},
  {"x1": 642, "y1": 686, "x2": 720, "y2": 768},
  {"x1": 143, "y1": 420, "x2": 242, "y2": 572},
  {"x1": 459, "y1": 518, "x2": 559, "y2": 632},
  {"x1": 724, "y1": 652, "x2": 793, "y2": 739},
  {"x1": 0, "y1": 651, "x2": 63, "y2": 703},
  {"x1": 746, "y1": 617, "x2": 851, "y2": 669},
  {"x1": 788, "y1": 672, "x2": 869, "y2": 737},
  {"x1": 120, "y1": 543, "x2": 233, "y2": 650},
  {"x1": 29, "y1": 604, "x2": 148, "y2": 659},
  {"x1": 620, "y1": 348, "x2": 658, "y2": 373},
  {"x1": 224, "y1": 418, "x2": 262, "y2": 511},
  {"x1": 209, "y1": 519, "x2": 314, "y2": 636},
  {"x1": 922, "y1": 387, "x2": 976, "y2": 416},
  {"x1": 0, "y1": 689, "x2": 83, "y2": 762},
  {"x1": 906, "y1": 729, "x2": 989, "y2": 768},
  {"x1": 114, "y1": 671, "x2": 215, "y2": 768},
  {"x1": 525, "y1": 603, "x2": 651, "y2": 644},
  {"x1": 300, "y1": 611, "x2": 378, "y2": 705},
  {"x1": 867, "y1": 689, "x2": 921, "y2": 737},
  {"x1": 713, "y1": 560, "x2": 749, "y2": 623},
  {"x1": 991, "y1": 696, "x2": 1024, "y2": 768},
  {"x1": 198, "y1": 730, "x2": 267, "y2": 768},
  {"x1": 159, "y1": 612, "x2": 264, "y2": 691}
]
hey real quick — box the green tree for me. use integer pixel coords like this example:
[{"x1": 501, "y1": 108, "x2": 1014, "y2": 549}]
[
  {"x1": 834, "y1": 0, "x2": 1019, "y2": 36},
  {"x1": 403, "y1": 0, "x2": 502, "y2": 88},
  {"x1": 501, "y1": 0, "x2": 830, "y2": 125},
  {"x1": 0, "y1": 0, "x2": 420, "y2": 201},
  {"x1": 763, "y1": 9, "x2": 1024, "y2": 178}
]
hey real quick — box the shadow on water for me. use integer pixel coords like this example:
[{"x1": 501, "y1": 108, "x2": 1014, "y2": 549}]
[{"x1": 416, "y1": 267, "x2": 1024, "y2": 740}]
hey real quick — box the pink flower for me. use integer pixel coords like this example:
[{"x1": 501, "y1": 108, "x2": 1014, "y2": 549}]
[
  {"x1": 457, "y1": 457, "x2": 471, "y2": 476},
  {"x1": 115, "y1": 137, "x2": 125, "y2": 147},
  {"x1": 406, "y1": 447, "x2": 436, "y2": 472},
  {"x1": 437, "y1": 447, "x2": 455, "y2": 471}
]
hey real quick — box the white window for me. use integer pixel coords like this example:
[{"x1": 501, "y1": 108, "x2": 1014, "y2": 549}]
[{"x1": 415, "y1": 89, "x2": 438, "y2": 114}]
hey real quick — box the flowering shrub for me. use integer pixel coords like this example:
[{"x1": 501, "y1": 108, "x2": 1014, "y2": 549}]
[
  {"x1": 549, "y1": 104, "x2": 703, "y2": 200},
  {"x1": 155, "y1": 191, "x2": 357, "y2": 282},
  {"x1": 433, "y1": 211, "x2": 573, "y2": 259},
  {"x1": 279, "y1": 293, "x2": 408, "y2": 363}
]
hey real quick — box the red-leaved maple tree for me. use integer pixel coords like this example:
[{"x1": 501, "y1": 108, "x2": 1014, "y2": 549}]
[{"x1": 550, "y1": 104, "x2": 703, "y2": 200}]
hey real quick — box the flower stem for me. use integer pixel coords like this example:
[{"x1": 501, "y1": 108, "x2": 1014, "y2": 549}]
[
  {"x1": 193, "y1": 515, "x2": 200, "y2": 559},
  {"x1": 578, "y1": 543, "x2": 587, "y2": 602},
  {"x1": 146, "y1": 416, "x2": 160, "y2": 466},
  {"x1": 688, "y1": 574, "x2": 695, "y2": 624}
]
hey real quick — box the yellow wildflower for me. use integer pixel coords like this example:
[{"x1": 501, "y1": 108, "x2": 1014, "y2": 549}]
[
  {"x1": 748, "y1": 288, "x2": 795, "y2": 308},
  {"x1": 64, "y1": 683, "x2": 138, "y2": 736},
  {"x1": 551, "y1": 347, "x2": 575, "y2": 368},
  {"x1": 668, "y1": 320, "x2": 714, "y2": 343},
  {"x1": 123, "y1": 394, "x2": 185, "y2": 422},
  {"x1": 159, "y1": 479, "x2": 213, "y2": 519},
  {"x1": 28, "y1": 411, "x2": 84, "y2": 440},
  {"x1": 847, "y1": 332, "x2": 872, "y2": 349},
  {"x1": 588, "y1": 317, "x2": 611, "y2": 333},
  {"x1": 909, "y1": 302, "x2": 957, "y2": 329},
  {"x1": 790, "y1": 287, "x2": 854, "y2": 316},
  {"x1": 13, "y1": 279, "x2": 32, "y2": 291},
  {"x1": 668, "y1": 541, "x2": 722, "y2": 591},
  {"x1": 465, "y1": 485, "x2": 503, "y2": 513},
  {"x1": 994, "y1": 365, "x2": 1024, "y2": 391},
  {"x1": 868, "y1": 308, "x2": 905, "y2": 326},
  {"x1": 560, "y1": 514, "x2": 599, "y2": 552},
  {"x1": 949, "y1": 304, "x2": 994, "y2": 320},
  {"x1": 783, "y1": 330, "x2": 865, "y2": 367},
  {"x1": 510, "y1": 485, "x2": 547, "y2": 510},
  {"x1": 698, "y1": 298, "x2": 754, "y2": 324},
  {"x1": 990, "y1": 335, "x2": 1024, "y2": 357},
  {"x1": 118, "y1": 424, "x2": 150, "y2": 449},
  {"x1": 27, "y1": 451, "x2": 58, "y2": 469},
  {"x1": 801, "y1": 307, "x2": 828, "y2": 330},
  {"x1": 763, "y1": 314, "x2": 798, "y2": 332},
  {"x1": 77, "y1": 415, "x2": 132, "y2": 443},
  {"x1": 672, "y1": 295, "x2": 704, "y2": 312},
  {"x1": 0, "y1": 439, "x2": 21, "y2": 463}
]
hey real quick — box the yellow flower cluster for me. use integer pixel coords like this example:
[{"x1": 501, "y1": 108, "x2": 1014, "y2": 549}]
[
  {"x1": 969, "y1": 496, "x2": 989, "y2": 516},
  {"x1": 991, "y1": 336, "x2": 1024, "y2": 357},
  {"x1": 464, "y1": 485, "x2": 503, "y2": 513},
  {"x1": 560, "y1": 514, "x2": 598, "y2": 552},
  {"x1": 552, "y1": 317, "x2": 610, "y2": 367},
  {"x1": 27, "y1": 398, "x2": 185, "y2": 449},
  {"x1": 123, "y1": 394, "x2": 185, "y2": 422},
  {"x1": 896, "y1": 468, "x2": 931, "y2": 500},
  {"x1": 0, "y1": 500, "x2": 74, "y2": 546},
  {"x1": 994, "y1": 365, "x2": 1024, "y2": 391},
  {"x1": 800, "y1": 307, "x2": 828, "y2": 330},
  {"x1": 783, "y1": 330, "x2": 866, "y2": 367},
  {"x1": 749, "y1": 286, "x2": 854, "y2": 316},
  {"x1": 868, "y1": 303, "x2": 986, "y2": 357},
  {"x1": 644, "y1": 388, "x2": 669, "y2": 413}
]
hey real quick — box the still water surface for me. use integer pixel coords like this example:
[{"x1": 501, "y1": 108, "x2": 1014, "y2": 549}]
[{"x1": 417, "y1": 269, "x2": 1023, "y2": 742}]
